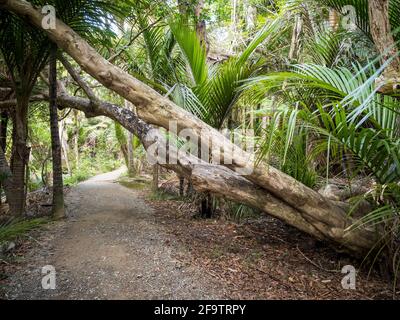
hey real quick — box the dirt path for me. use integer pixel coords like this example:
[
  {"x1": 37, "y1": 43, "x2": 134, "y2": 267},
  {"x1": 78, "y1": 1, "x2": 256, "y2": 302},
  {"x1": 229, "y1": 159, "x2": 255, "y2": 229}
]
[{"x1": 2, "y1": 169, "x2": 225, "y2": 300}]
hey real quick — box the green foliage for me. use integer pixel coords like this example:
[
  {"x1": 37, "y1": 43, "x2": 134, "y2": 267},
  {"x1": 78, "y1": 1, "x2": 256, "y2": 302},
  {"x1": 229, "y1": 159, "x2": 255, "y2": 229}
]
[
  {"x1": 64, "y1": 155, "x2": 122, "y2": 187},
  {"x1": 315, "y1": 0, "x2": 400, "y2": 46},
  {"x1": 0, "y1": 217, "x2": 49, "y2": 245},
  {"x1": 225, "y1": 202, "x2": 261, "y2": 222},
  {"x1": 170, "y1": 17, "x2": 285, "y2": 128},
  {"x1": 149, "y1": 190, "x2": 184, "y2": 201},
  {"x1": 169, "y1": 20, "x2": 208, "y2": 86}
]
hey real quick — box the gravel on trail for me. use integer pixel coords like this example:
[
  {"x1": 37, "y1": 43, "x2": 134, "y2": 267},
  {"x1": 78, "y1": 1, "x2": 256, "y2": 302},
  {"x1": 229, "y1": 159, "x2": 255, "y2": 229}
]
[{"x1": 2, "y1": 168, "x2": 226, "y2": 300}]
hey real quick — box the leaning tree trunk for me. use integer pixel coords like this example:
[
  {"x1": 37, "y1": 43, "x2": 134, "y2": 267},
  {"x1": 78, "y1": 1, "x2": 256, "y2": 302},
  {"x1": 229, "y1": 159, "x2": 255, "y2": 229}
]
[
  {"x1": 1, "y1": 0, "x2": 379, "y2": 254},
  {"x1": 55, "y1": 93, "x2": 376, "y2": 254},
  {"x1": 49, "y1": 46, "x2": 65, "y2": 219}
]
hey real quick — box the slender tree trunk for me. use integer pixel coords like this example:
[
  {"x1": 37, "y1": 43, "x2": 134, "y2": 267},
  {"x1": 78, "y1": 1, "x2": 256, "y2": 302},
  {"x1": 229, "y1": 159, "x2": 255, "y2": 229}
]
[
  {"x1": 0, "y1": 145, "x2": 14, "y2": 204},
  {"x1": 9, "y1": 95, "x2": 29, "y2": 216},
  {"x1": 152, "y1": 164, "x2": 159, "y2": 192},
  {"x1": 329, "y1": 9, "x2": 340, "y2": 31},
  {"x1": 179, "y1": 176, "x2": 185, "y2": 197},
  {"x1": 288, "y1": 15, "x2": 303, "y2": 62},
  {"x1": 194, "y1": 0, "x2": 209, "y2": 53},
  {"x1": 49, "y1": 46, "x2": 65, "y2": 219},
  {"x1": 0, "y1": 111, "x2": 8, "y2": 204},
  {"x1": 73, "y1": 110, "x2": 79, "y2": 168},
  {"x1": 368, "y1": 0, "x2": 400, "y2": 93},
  {"x1": 231, "y1": 0, "x2": 239, "y2": 53},
  {"x1": 125, "y1": 100, "x2": 135, "y2": 175},
  {"x1": 128, "y1": 132, "x2": 135, "y2": 175},
  {"x1": 243, "y1": 0, "x2": 257, "y2": 31},
  {"x1": 0, "y1": 111, "x2": 8, "y2": 152},
  {"x1": 115, "y1": 122, "x2": 129, "y2": 167},
  {"x1": 59, "y1": 119, "x2": 71, "y2": 176}
]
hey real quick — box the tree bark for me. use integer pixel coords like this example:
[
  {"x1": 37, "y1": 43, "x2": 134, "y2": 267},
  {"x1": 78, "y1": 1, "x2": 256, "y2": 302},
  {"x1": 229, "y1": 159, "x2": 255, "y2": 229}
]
[
  {"x1": 9, "y1": 95, "x2": 29, "y2": 215},
  {"x1": 0, "y1": 111, "x2": 8, "y2": 204},
  {"x1": 243, "y1": 0, "x2": 257, "y2": 31},
  {"x1": 0, "y1": 144, "x2": 14, "y2": 204},
  {"x1": 0, "y1": 111, "x2": 8, "y2": 152},
  {"x1": 49, "y1": 46, "x2": 65, "y2": 219},
  {"x1": 0, "y1": 0, "x2": 379, "y2": 254},
  {"x1": 288, "y1": 15, "x2": 303, "y2": 62},
  {"x1": 125, "y1": 100, "x2": 135, "y2": 175},
  {"x1": 329, "y1": 9, "x2": 340, "y2": 31},
  {"x1": 368, "y1": 0, "x2": 400, "y2": 93},
  {"x1": 152, "y1": 164, "x2": 159, "y2": 192},
  {"x1": 59, "y1": 119, "x2": 71, "y2": 176},
  {"x1": 194, "y1": 0, "x2": 209, "y2": 53},
  {"x1": 73, "y1": 110, "x2": 80, "y2": 168}
]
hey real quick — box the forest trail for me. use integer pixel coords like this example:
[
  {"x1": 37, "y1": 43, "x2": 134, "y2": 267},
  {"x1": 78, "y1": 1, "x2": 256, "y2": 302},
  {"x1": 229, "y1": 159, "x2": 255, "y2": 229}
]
[{"x1": 2, "y1": 169, "x2": 225, "y2": 300}]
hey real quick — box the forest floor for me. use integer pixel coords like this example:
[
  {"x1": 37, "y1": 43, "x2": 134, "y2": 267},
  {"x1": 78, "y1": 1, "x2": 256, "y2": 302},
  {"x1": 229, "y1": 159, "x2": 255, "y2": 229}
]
[
  {"x1": 0, "y1": 168, "x2": 398, "y2": 300},
  {"x1": 0, "y1": 168, "x2": 223, "y2": 299}
]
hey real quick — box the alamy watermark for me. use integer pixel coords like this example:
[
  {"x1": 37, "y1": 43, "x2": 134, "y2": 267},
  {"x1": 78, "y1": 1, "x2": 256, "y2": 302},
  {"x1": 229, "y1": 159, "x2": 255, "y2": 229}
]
[
  {"x1": 41, "y1": 5, "x2": 56, "y2": 30},
  {"x1": 340, "y1": 5, "x2": 357, "y2": 31},
  {"x1": 144, "y1": 121, "x2": 255, "y2": 175},
  {"x1": 341, "y1": 265, "x2": 357, "y2": 290},
  {"x1": 41, "y1": 265, "x2": 56, "y2": 290},
  {"x1": 40, "y1": 4, "x2": 358, "y2": 32}
]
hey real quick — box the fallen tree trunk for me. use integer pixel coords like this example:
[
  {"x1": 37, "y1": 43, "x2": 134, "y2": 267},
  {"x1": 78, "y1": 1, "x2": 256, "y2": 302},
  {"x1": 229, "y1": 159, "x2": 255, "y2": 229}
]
[
  {"x1": 0, "y1": 86, "x2": 376, "y2": 253},
  {"x1": 53, "y1": 93, "x2": 374, "y2": 254},
  {"x1": 0, "y1": 0, "x2": 378, "y2": 254}
]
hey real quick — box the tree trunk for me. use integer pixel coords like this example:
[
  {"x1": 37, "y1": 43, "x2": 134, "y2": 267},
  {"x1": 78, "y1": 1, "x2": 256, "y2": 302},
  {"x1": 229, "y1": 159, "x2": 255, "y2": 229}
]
[
  {"x1": 288, "y1": 14, "x2": 303, "y2": 62},
  {"x1": 128, "y1": 132, "x2": 135, "y2": 176},
  {"x1": 73, "y1": 110, "x2": 80, "y2": 168},
  {"x1": 231, "y1": 0, "x2": 239, "y2": 53},
  {"x1": 0, "y1": 111, "x2": 8, "y2": 204},
  {"x1": 9, "y1": 95, "x2": 29, "y2": 216},
  {"x1": 0, "y1": 145, "x2": 14, "y2": 204},
  {"x1": 179, "y1": 176, "x2": 185, "y2": 197},
  {"x1": 59, "y1": 119, "x2": 71, "y2": 176},
  {"x1": 3, "y1": 0, "x2": 378, "y2": 254},
  {"x1": 49, "y1": 46, "x2": 65, "y2": 219},
  {"x1": 368, "y1": 0, "x2": 400, "y2": 94},
  {"x1": 194, "y1": 0, "x2": 209, "y2": 53},
  {"x1": 329, "y1": 9, "x2": 340, "y2": 31},
  {"x1": 125, "y1": 100, "x2": 135, "y2": 175},
  {"x1": 152, "y1": 164, "x2": 159, "y2": 192},
  {"x1": 0, "y1": 111, "x2": 8, "y2": 152},
  {"x1": 243, "y1": 0, "x2": 257, "y2": 31}
]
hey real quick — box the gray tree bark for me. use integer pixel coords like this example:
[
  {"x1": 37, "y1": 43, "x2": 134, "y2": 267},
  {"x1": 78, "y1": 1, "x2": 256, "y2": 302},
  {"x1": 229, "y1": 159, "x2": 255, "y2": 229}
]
[{"x1": 49, "y1": 46, "x2": 65, "y2": 219}]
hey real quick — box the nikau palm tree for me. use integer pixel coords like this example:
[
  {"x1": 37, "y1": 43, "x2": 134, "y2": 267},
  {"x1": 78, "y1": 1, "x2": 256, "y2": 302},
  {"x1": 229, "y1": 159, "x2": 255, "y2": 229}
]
[
  {"x1": 0, "y1": 0, "x2": 131, "y2": 216},
  {"x1": 0, "y1": 6, "x2": 50, "y2": 215},
  {"x1": 48, "y1": 45, "x2": 64, "y2": 219}
]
